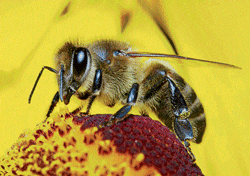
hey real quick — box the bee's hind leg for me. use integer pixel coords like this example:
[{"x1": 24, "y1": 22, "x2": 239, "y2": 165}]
[
  {"x1": 174, "y1": 118, "x2": 196, "y2": 161},
  {"x1": 101, "y1": 83, "x2": 139, "y2": 127},
  {"x1": 167, "y1": 76, "x2": 195, "y2": 161}
]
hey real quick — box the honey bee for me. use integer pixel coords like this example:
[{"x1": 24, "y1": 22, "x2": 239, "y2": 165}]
[{"x1": 29, "y1": 40, "x2": 240, "y2": 161}]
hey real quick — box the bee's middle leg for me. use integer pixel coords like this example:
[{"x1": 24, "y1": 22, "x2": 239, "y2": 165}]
[{"x1": 101, "y1": 83, "x2": 139, "y2": 127}]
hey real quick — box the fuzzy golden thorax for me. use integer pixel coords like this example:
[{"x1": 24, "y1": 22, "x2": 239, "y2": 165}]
[{"x1": 55, "y1": 40, "x2": 141, "y2": 106}]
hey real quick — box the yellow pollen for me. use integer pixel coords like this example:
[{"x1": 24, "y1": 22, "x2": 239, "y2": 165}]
[
  {"x1": 110, "y1": 162, "x2": 126, "y2": 175},
  {"x1": 131, "y1": 153, "x2": 145, "y2": 169},
  {"x1": 99, "y1": 140, "x2": 112, "y2": 155}
]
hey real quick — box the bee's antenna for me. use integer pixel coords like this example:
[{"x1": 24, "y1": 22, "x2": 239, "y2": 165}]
[
  {"x1": 126, "y1": 52, "x2": 241, "y2": 69},
  {"x1": 59, "y1": 65, "x2": 64, "y2": 102},
  {"x1": 28, "y1": 66, "x2": 57, "y2": 103}
]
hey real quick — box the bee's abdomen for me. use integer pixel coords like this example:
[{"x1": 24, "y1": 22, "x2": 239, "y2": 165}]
[
  {"x1": 139, "y1": 62, "x2": 206, "y2": 143},
  {"x1": 172, "y1": 74, "x2": 206, "y2": 143}
]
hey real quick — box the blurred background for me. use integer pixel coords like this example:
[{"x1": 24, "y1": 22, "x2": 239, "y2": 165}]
[{"x1": 1, "y1": 1, "x2": 250, "y2": 175}]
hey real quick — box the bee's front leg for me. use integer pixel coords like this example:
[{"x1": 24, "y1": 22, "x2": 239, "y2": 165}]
[
  {"x1": 101, "y1": 83, "x2": 139, "y2": 127},
  {"x1": 45, "y1": 91, "x2": 59, "y2": 122},
  {"x1": 72, "y1": 90, "x2": 91, "y2": 115},
  {"x1": 85, "y1": 69, "x2": 102, "y2": 114},
  {"x1": 167, "y1": 76, "x2": 195, "y2": 161},
  {"x1": 75, "y1": 69, "x2": 102, "y2": 115}
]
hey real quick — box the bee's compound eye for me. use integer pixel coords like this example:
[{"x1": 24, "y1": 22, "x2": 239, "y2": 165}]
[{"x1": 73, "y1": 47, "x2": 90, "y2": 75}]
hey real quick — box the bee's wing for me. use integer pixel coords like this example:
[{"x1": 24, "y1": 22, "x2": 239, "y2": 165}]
[{"x1": 126, "y1": 52, "x2": 241, "y2": 69}]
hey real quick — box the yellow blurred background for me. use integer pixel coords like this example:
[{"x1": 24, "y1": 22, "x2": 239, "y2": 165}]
[{"x1": 1, "y1": 0, "x2": 250, "y2": 175}]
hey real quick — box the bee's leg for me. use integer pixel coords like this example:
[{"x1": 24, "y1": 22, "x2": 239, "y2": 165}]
[
  {"x1": 174, "y1": 118, "x2": 196, "y2": 161},
  {"x1": 101, "y1": 83, "x2": 139, "y2": 127},
  {"x1": 167, "y1": 76, "x2": 195, "y2": 161},
  {"x1": 79, "y1": 69, "x2": 102, "y2": 115},
  {"x1": 167, "y1": 76, "x2": 189, "y2": 118},
  {"x1": 28, "y1": 66, "x2": 57, "y2": 104},
  {"x1": 71, "y1": 69, "x2": 102, "y2": 115},
  {"x1": 85, "y1": 69, "x2": 102, "y2": 114},
  {"x1": 43, "y1": 91, "x2": 59, "y2": 122},
  {"x1": 85, "y1": 95, "x2": 97, "y2": 115},
  {"x1": 72, "y1": 91, "x2": 91, "y2": 115}
]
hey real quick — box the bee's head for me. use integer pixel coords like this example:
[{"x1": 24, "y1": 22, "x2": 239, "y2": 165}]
[{"x1": 57, "y1": 45, "x2": 92, "y2": 105}]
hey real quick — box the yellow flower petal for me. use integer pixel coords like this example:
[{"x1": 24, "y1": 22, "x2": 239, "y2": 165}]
[{"x1": 1, "y1": 1, "x2": 250, "y2": 175}]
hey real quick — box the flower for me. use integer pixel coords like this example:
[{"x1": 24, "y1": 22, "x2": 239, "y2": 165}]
[
  {"x1": 0, "y1": 113, "x2": 203, "y2": 175},
  {"x1": 1, "y1": 1, "x2": 250, "y2": 175}
]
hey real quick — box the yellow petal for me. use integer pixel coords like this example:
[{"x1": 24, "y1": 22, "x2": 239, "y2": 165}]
[{"x1": 1, "y1": 1, "x2": 250, "y2": 175}]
